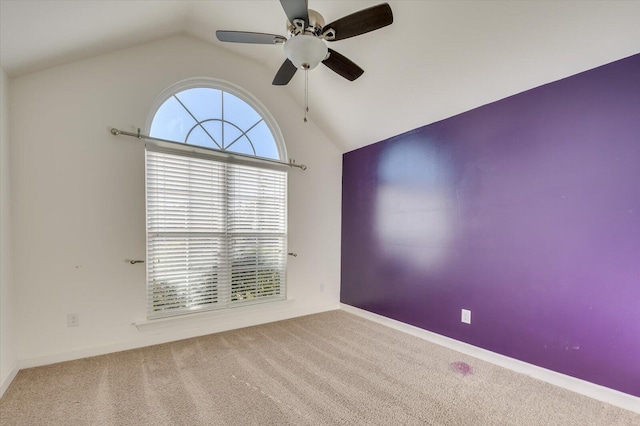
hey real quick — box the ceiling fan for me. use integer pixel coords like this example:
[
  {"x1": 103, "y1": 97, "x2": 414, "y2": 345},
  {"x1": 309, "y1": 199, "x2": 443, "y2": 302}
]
[{"x1": 216, "y1": 0, "x2": 393, "y2": 86}]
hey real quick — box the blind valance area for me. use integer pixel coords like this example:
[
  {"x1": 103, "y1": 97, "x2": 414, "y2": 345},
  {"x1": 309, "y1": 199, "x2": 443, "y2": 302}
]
[{"x1": 146, "y1": 148, "x2": 287, "y2": 319}]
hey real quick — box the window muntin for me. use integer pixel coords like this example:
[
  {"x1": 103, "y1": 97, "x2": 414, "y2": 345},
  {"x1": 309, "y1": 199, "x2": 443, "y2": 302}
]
[{"x1": 146, "y1": 80, "x2": 287, "y2": 319}]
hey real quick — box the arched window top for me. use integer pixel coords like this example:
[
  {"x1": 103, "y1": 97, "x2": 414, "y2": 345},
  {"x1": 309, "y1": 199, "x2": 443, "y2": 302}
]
[{"x1": 148, "y1": 79, "x2": 286, "y2": 161}]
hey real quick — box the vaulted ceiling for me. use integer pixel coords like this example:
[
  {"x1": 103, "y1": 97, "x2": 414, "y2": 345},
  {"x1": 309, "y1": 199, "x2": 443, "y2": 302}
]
[{"x1": 2, "y1": 0, "x2": 639, "y2": 152}]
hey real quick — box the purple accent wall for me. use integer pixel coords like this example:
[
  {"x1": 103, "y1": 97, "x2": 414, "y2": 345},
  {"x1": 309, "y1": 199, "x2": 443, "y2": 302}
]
[{"x1": 341, "y1": 54, "x2": 640, "y2": 397}]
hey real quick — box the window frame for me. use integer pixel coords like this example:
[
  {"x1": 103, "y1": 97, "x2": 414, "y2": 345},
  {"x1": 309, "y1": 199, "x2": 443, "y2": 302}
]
[{"x1": 144, "y1": 78, "x2": 289, "y2": 320}]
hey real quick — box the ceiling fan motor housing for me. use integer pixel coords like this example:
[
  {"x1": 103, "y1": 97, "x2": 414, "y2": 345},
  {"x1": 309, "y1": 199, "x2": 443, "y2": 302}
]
[{"x1": 288, "y1": 9, "x2": 325, "y2": 36}]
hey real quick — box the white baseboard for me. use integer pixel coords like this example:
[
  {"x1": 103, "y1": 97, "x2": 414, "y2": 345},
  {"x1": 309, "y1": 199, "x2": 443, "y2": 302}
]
[
  {"x1": 340, "y1": 303, "x2": 640, "y2": 414},
  {"x1": 0, "y1": 359, "x2": 19, "y2": 398},
  {"x1": 8, "y1": 302, "x2": 637, "y2": 414},
  {"x1": 18, "y1": 301, "x2": 340, "y2": 371}
]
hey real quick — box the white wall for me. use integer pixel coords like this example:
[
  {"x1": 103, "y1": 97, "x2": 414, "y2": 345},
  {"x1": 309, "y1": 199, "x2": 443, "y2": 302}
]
[
  {"x1": 1, "y1": 66, "x2": 18, "y2": 395},
  {"x1": 10, "y1": 35, "x2": 342, "y2": 366}
]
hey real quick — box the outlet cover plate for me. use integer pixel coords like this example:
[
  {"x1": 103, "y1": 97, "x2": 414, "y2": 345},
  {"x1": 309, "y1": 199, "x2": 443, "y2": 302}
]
[
  {"x1": 461, "y1": 309, "x2": 471, "y2": 324},
  {"x1": 67, "y1": 313, "x2": 79, "y2": 327}
]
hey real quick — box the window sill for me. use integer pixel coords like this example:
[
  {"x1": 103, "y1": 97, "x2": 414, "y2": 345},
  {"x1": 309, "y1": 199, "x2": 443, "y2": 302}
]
[{"x1": 133, "y1": 298, "x2": 295, "y2": 333}]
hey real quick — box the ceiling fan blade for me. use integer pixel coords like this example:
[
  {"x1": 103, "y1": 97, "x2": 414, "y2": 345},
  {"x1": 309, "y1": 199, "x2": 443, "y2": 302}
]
[
  {"x1": 216, "y1": 31, "x2": 286, "y2": 44},
  {"x1": 322, "y1": 49, "x2": 364, "y2": 81},
  {"x1": 280, "y1": 0, "x2": 309, "y2": 27},
  {"x1": 324, "y1": 3, "x2": 393, "y2": 41},
  {"x1": 273, "y1": 59, "x2": 298, "y2": 85}
]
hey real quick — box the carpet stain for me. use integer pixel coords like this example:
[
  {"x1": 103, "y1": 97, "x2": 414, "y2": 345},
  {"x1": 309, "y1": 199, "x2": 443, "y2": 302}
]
[{"x1": 450, "y1": 361, "x2": 473, "y2": 376}]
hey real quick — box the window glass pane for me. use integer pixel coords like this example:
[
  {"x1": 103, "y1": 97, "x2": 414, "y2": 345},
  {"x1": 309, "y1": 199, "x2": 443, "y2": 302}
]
[
  {"x1": 186, "y1": 125, "x2": 219, "y2": 149},
  {"x1": 148, "y1": 234, "x2": 222, "y2": 315},
  {"x1": 247, "y1": 121, "x2": 279, "y2": 159},
  {"x1": 147, "y1": 153, "x2": 226, "y2": 234},
  {"x1": 226, "y1": 136, "x2": 255, "y2": 156},
  {"x1": 175, "y1": 88, "x2": 222, "y2": 123},
  {"x1": 230, "y1": 236, "x2": 285, "y2": 302},
  {"x1": 222, "y1": 122, "x2": 244, "y2": 151},
  {"x1": 201, "y1": 120, "x2": 223, "y2": 148},
  {"x1": 150, "y1": 96, "x2": 197, "y2": 142},
  {"x1": 227, "y1": 164, "x2": 286, "y2": 233},
  {"x1": 223, "y1": 92, "x2": 262, "y2": 131}
]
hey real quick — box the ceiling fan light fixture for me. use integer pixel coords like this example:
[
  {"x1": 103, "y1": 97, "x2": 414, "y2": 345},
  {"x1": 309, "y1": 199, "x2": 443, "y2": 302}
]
[{"x1": 284, "y1": 35, "x2": 328, "y2": 70}]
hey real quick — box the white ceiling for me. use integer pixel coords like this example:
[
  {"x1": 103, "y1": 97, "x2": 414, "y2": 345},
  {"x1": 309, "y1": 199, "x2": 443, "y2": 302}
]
[{"x1": 2, "y1": 0, "x2": 639, "y2": 152}]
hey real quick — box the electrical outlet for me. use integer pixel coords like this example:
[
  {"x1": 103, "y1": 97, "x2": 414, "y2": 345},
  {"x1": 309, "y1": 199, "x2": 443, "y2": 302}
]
[
  {"x1": 67, "y1": 313, "x2": 79, "y2": 327},
  {"x1": 461, "y1": 309, "x2": 471, "y2": 324},
  {"x1": 320, "y1": 283, "x2": 325, "y2": 292}
]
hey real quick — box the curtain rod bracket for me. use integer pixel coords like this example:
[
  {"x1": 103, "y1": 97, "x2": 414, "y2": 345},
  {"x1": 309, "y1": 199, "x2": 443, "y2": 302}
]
[{"x1": 289, "y1": 159, "x2": 307, "y2": 171}]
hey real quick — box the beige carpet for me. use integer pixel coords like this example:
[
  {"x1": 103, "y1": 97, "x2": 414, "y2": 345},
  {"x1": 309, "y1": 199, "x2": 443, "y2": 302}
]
[{"x1": 1, "y1": 310, "x2": 638, "y2": 425}]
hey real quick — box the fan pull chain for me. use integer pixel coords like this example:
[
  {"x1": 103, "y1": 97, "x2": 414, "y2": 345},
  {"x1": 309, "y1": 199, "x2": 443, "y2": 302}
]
[{"x1": 304, "y1": 67, "x2": 309, "y2": 123}]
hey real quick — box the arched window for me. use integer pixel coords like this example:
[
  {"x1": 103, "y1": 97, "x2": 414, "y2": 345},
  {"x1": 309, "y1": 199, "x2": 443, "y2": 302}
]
[
  {"x1": 149, "y1": 84, "x2": 285, "y2": 160},
  {"x1": 145, "y1": 79, "x2": 287, "y2": 319}
]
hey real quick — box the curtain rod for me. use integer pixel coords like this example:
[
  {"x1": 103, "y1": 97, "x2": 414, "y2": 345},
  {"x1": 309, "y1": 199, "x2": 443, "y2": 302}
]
[{"x1": 110, "y1": 127, "x2": 307, "y2": 171}]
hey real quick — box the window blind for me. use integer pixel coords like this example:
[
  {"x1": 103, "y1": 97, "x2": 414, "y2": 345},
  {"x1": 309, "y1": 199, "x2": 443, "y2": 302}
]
[{"x1": 146, "y1": 148, "x2": 287, "y2": 319}]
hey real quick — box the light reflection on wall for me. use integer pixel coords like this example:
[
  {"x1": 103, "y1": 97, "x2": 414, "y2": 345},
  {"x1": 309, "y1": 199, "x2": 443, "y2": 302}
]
[{"x1": 375, "y1": 137, "x2": 456, "y2": 272}]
